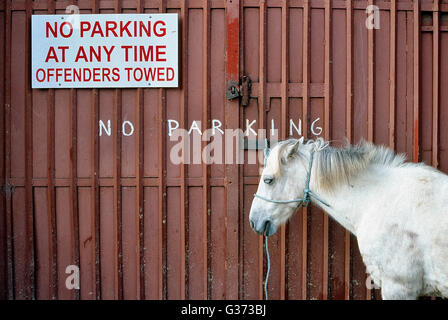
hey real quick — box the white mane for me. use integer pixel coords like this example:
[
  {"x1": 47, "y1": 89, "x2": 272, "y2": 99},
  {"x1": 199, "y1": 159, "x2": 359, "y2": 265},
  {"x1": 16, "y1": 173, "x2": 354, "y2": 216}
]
[
  {"x1": 274, "y1": 137, "x2": 410, "y2": 192},
  {"x1": 311, "y1": 138, "x2": 408, "y2": 192}
]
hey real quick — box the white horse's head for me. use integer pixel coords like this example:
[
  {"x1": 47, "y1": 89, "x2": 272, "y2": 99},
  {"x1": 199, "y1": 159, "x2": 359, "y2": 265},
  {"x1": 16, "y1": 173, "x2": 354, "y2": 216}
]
[{"x1": 249, "y1": 137, "x2": 315, "y2": 236}]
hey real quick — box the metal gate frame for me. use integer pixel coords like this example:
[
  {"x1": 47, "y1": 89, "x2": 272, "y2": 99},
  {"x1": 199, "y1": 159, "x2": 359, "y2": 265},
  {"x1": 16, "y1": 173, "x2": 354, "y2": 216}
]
[{"x1": 1, "y1": 0, "x2": 447, "y2": 300}]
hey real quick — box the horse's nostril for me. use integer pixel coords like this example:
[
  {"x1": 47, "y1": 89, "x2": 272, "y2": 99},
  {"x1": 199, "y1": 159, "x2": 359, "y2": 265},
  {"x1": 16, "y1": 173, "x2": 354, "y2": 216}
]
[
  {"x1": 250, "y1": 219, "x2": 255, "y2": 230},
  {"x1": 263, "y1": 219, "x2": 271, "y2": 235}
]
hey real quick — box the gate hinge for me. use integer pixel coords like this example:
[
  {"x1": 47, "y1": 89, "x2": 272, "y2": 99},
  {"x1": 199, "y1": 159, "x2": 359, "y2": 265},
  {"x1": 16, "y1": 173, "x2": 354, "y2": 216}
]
[{"x1": 226, "y1": 76, "x2": 252, "y2": 106}]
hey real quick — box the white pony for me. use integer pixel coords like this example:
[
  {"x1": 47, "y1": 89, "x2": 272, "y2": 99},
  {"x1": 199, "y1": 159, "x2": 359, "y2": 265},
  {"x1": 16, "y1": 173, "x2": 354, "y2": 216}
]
[{"x1": 249, "y1": 137, "x2": 448, "y2": 299}]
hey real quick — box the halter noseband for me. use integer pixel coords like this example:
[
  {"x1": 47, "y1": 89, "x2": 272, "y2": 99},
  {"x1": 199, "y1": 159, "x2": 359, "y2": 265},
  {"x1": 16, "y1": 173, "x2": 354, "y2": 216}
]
[{"x1": 253, "y1": 143, "x2": 331, "y2": 208}]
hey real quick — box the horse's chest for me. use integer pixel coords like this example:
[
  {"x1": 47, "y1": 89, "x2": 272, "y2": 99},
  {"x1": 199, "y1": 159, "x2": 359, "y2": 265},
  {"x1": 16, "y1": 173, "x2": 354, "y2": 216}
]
[{"x1": 356, "y1": 223, "x2": 423, "y2": 285}]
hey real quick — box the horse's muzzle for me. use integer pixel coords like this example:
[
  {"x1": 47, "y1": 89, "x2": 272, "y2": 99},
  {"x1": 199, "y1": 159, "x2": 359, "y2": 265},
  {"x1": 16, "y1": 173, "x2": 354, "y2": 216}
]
[{"x1": 250, "y1": 217, "x2": 277, "y2": 237}]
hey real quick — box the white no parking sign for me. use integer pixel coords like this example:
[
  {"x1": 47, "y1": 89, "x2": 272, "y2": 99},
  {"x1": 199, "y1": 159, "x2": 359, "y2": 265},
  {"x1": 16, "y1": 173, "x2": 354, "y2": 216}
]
[{"x1": 31, "y1": 13, "x2": 179, "y2": 88}]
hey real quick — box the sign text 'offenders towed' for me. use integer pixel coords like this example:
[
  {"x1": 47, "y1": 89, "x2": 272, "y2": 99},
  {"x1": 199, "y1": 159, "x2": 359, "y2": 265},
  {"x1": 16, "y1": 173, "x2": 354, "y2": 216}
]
[{"x1": 32, "y1": 14, "x2": 178, "y2": 88}]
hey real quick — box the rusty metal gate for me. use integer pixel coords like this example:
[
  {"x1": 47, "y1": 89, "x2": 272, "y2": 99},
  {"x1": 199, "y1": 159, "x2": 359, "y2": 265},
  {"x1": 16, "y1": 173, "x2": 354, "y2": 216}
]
[{"x1": 1, "y1": 0, "x2": 448, "y2": 300}]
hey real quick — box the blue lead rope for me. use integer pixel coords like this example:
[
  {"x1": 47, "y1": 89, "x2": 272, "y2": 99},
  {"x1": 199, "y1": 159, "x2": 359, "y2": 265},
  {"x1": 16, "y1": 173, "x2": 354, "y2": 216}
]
[{"x1": 264, "y1": 236, "x2": 270, "y2": 300}]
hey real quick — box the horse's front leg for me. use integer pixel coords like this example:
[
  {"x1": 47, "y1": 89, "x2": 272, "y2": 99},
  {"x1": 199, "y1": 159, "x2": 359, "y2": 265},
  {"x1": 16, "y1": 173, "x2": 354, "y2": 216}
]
[{"x1": 358, "y1": 221, "x2": 425, "y2": 300}]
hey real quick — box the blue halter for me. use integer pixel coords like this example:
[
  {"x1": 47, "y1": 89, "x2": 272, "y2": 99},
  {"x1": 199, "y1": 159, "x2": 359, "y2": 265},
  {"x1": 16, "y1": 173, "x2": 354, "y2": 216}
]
[{"x1": 253, "y1": 141, "x2": 331, "y2": 208}]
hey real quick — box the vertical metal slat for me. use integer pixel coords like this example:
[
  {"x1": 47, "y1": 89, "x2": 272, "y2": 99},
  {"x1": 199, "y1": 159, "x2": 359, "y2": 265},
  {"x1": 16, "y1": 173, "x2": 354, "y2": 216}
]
[
  {"x1": 0, "y1": 0, "x2": 8, "y2": 300},
  {"x1": 180, "y1": 0, "x2": 187, "y2": 300},
  {"x1": 433, "y1": 1, "x2": 439, "y2": 169},
  {"x1": 322, "y1": 0, "x2": 331, "y2": 301},
  {"x1": 158, "y1": 0, "x2": 167, "y2": 300},
  {"x1": 367, "y1": 0, "x2": 375, "y2": 144},
  {"x1": 46, "y1": 0, "x2": 58, "y2": 300},
  {"x1": 112, "y1": 0, "x2": 123, "y2": 301},
  {"x1": 202, "y1": 0, "x2": 211, "y2": 300},
  {"x1": 366, "y1": 0, "x2": 376, "y2": 300},
  {"x1": 258, "y1": 0, "x2": 267, "y2": 300},
  {"x1": 69, "y1": 0, "x2": 80, "y2": 300},
  {"x1": 389, "y1": 0, "x2": 396, "y2": 150},
  {"x1": 90, "y1": 0, "x2": 101, "y2": 300},
  {"x1": 225, "y1": 0, "x2": 240, "y2": 299},
  {"x1": 344, "y1": 0, "x2": 353, "y2": 300},
  {"x1": 413, "y1": 0, "x2": 420, "y2": 163},
  {"x1": 135, "y1": 0, "x2": 145, "y2": 300},
  {"x1": 4, "y1": 0, "x2": 13, "y2": 300},
  {"x1": 301, "y1": 0, "x2": 310, "y2": 300},
  {"x1": 280, "y1": 0, "x2": 288, "y2": 301}
]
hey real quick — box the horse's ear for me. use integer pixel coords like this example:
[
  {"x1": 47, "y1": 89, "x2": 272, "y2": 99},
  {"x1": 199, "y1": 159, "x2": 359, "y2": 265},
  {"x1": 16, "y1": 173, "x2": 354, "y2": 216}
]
[{"x1": 287, "y1": 137, "x2": 304, "y2": 159}]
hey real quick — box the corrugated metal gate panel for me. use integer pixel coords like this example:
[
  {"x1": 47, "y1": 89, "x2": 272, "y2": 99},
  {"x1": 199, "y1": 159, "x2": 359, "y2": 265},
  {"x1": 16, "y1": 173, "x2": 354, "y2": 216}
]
[{"x1": 1, "y1": 0, "x2": 448, "y2": 300}]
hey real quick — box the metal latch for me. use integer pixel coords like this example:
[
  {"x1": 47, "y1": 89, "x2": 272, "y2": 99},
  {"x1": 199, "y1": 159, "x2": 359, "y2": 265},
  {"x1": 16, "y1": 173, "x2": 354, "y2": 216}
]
[
  {"x1": 226, "y1": 76, "x2": 252, "y2": 106},
  {"x1": 1, "y1": 181, "x2": 15, "y2": 196}
]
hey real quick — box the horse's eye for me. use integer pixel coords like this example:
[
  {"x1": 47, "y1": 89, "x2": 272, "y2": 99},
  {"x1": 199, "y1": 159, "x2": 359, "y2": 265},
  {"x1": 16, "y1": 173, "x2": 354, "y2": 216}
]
[{"x1": 264, "y1": 177, "x2": 274, "y2": 185}]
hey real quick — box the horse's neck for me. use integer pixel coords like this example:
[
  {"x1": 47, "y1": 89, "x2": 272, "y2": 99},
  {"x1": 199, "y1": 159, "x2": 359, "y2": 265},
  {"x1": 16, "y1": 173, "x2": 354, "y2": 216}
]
[{"x1": 309, "y1": 167, "x2": 383, "y2": 235}]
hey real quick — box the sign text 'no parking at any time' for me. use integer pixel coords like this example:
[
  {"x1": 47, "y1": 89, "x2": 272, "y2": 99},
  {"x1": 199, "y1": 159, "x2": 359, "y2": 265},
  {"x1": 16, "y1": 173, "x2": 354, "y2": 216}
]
[{"x1": 32, "y1": 13, "x2": 179, "y2": 88}]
